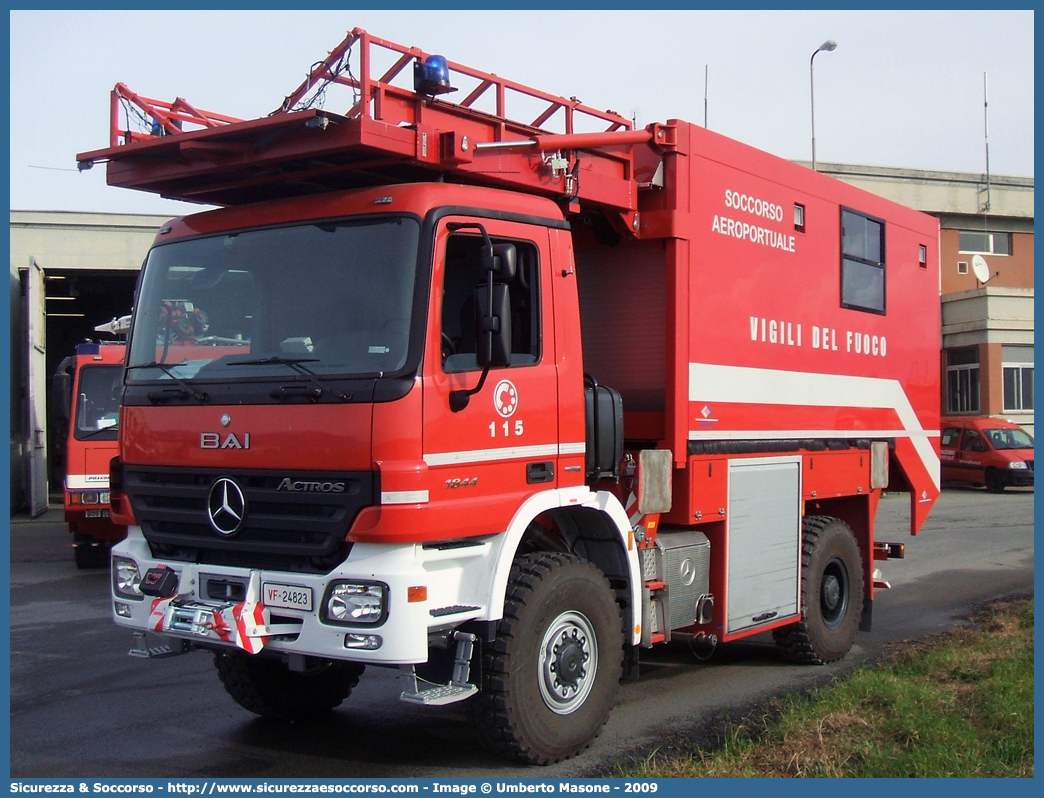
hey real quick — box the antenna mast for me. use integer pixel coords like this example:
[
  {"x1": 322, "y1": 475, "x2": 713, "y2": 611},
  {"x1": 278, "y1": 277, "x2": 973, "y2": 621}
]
[
  {"x1": 982, "y1": 72, "x2": 991, "y2": 213},
  {"x1": 704, "y1": 65, "x2": 708, "y2": 128}
]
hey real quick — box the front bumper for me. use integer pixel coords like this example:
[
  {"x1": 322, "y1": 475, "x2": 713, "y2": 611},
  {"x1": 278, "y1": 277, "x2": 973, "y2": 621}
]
[
  {"x1": 1006, "y1": 469, "x2": 1035, "y2": 488},
  {"x1": 111, "y1": 527, "x2": 495, "y2": 665}
]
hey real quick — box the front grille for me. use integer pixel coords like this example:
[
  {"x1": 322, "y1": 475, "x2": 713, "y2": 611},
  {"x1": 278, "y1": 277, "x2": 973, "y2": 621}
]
[{"x1": 125, "y1": 466, "x2": 377, "y2": 573}]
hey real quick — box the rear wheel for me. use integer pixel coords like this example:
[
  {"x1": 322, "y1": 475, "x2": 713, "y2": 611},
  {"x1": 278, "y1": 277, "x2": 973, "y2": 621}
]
[
  {"x1": 469, "y1": 552, "x2": 623, "y2": 764},
  {"x1": 774, "y1": 516, "x2": 864, "y2": 664},
  {"x1": 985, "y1": 468, "x2": 1007, "y2": 493},
  {"x1": 214, "y1": 652, "x2": 364, "y2": 720}
]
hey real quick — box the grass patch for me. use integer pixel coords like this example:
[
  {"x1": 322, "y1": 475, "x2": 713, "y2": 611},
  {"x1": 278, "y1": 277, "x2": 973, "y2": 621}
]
[{"x1": 615, "y1": 597, "x2": 1033, "y2": 778}]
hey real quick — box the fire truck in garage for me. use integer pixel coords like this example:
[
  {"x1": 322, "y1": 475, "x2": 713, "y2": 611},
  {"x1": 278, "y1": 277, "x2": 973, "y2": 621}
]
[
  {"x1": 52, "y1": 318, "x2": 129, "y2": 568},
  {"x1": 77, "y1": 28, "x2": 940, "y2": 764}
]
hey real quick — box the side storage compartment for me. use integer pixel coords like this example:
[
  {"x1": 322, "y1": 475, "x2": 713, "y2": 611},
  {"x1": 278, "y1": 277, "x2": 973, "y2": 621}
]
[{"x1": 725, "y1": 456, "x2": 802, "y2": 636}]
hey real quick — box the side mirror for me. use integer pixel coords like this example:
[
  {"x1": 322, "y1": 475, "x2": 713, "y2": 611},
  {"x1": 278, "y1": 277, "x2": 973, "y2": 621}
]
[
  {"x1": 449, "y1": 240, "x2": 517, "y2": 412},
  {"x1": 475, "y1": 243, "x2": 516, "y2": 370},
  {"x1": 476, "y1": 282, "x2": 512, "y2": 370},
  {"x1": 481, "y1": 243, "x2": 517, "y2": 282},
  {"x1": 51, "y1": 357, "x2": 74, "y2": 423}
]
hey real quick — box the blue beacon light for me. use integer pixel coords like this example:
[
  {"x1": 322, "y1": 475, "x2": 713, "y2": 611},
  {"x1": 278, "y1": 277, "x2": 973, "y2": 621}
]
[{"x1": 414, "y1": 54, "x2": 455, "y2": 96}]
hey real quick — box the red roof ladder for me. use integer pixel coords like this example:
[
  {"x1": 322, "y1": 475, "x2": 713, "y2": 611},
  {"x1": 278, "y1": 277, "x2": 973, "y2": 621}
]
[{"x1": 76, "y1": 28, "x2": 674, "y2": 221}]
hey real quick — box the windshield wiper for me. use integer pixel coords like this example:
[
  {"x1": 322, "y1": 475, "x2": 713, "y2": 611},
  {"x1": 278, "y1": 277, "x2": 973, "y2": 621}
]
[
  {"x1": 230, "y1": 356, "x2": 351, "y2": 402},
  {"x1": 78, "y1": 424, "x2": 119, "y2": 438},
  {"x1": 127, "y1": 362, "x2": 209, "y2": 403}
]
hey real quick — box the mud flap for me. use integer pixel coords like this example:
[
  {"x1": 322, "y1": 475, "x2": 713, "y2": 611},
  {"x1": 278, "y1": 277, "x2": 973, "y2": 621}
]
[{"x1": 860, "y1": 597, "x2": 873, "y2": 632}]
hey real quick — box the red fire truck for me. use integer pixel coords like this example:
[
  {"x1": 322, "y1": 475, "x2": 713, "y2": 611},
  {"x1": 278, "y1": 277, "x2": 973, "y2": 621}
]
[
  {"x1": 53, "y1": 323, "x2": 128, "y2": 568},
  {"x1": 77, "y1": 29, "x2": 940, "y2": 764}
]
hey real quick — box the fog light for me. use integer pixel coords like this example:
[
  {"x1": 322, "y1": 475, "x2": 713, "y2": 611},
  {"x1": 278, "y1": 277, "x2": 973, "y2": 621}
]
[
  {"x1": 114, "y1": 602, "x2": 133, "y2": 617},
  {"x1": 322, "y1": 582, "x2": 386, "y2": 626},
  {"x1": 344, "y1": 633, "x2": 382, "y2": 650},
  {"x1": 112, "y1": 556, "x2": 143, "y2": 600}
]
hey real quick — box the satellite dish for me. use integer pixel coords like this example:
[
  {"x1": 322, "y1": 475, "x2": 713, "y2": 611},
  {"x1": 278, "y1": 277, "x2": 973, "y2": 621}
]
[{"x1": 971, "y1": 255, "x2": 991, "y2": 283}]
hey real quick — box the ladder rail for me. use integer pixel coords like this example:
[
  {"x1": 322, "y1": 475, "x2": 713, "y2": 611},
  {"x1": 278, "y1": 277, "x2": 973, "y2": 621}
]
[
  {"x1": 114, "y1": 27, "x2": 632, "y2": 151},
  {"x1": 78, "y1": 27, "x2": 658, "y2": 218}
]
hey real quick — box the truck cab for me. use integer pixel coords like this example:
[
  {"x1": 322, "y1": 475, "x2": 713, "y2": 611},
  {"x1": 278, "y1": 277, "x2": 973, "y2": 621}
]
[{"x1": 53, "y1": 341, "x2": 128, "y2": 567}]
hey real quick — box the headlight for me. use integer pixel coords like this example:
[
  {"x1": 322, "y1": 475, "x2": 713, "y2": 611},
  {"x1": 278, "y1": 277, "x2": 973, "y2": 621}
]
[
  {"x1": 69, "y1": 491, "x2": 109, "y2": 505},
  {"x1": 112, "y1": 556, "x2": 143, "y2": 600},
  {"x1": 344, "y1": 633, "x2": 382, "y2": 650},
  {"x1": 1008, "y1": 461, "x2": 1028, "y2": 470},
  {"x1": 321, "y1": 582, "x2": 387, "y2": 626}
]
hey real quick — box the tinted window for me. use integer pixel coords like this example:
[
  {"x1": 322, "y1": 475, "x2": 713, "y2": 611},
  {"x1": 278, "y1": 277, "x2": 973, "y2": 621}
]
[
  {"x1": 961, "y1": 428, "x2": 988, "y2": 452},
  {"x1": 984, "y1": 427, "x2": 1034, "y2": 450},
  {"x1": 127, "y1": 217, "x2": 420, "y2": 381},
  {"x1": 73, "y1": 364, "x2": 122, "y2": 441},
  {"x1": 841, "y1": 208, "x2": 885, "y2": 314},
  {"x1": 440, "y1": 233, "x2": 540, "y2": 373}
]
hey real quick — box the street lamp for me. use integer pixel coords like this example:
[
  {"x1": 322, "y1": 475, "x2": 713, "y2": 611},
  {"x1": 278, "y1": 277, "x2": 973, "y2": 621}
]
[{"x1": 810, "y1": 39, "x2": 837, "y2": 171}]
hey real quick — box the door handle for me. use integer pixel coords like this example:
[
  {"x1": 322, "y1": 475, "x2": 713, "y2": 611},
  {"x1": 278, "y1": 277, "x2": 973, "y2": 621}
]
[{"x1": 526, "y1": 461, "x2": 554, "y2": 484}]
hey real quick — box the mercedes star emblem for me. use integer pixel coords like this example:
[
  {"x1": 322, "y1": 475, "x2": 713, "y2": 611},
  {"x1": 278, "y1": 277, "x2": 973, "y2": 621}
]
[{"x1": 207, "y1": 477, "x2": 246, "y2": 536}]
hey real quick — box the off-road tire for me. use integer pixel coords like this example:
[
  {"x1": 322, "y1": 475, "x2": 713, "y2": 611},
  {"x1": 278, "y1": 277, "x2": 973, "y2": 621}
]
[
  {"x1": 774, "y1": 515, "x2": 864, "y2": 664},
  {"x1": 214, "y1": 651, "x2": 364, "y2": 720},
  {"x1": 985, "y1": 468, "x2": 1007, "y2": 493},
  {"x1": 468, "y1": 552, "x2": 623, "y2": 765}
]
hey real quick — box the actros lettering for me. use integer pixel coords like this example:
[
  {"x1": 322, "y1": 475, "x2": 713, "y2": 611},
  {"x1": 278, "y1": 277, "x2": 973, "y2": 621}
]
[{"x1": 276, "y1": 478, "x2": 346, "y2": 493}]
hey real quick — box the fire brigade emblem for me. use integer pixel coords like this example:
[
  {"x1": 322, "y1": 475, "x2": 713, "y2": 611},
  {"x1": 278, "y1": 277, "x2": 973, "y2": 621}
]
[
  {"x1": 208, "y1": 477, "x2": 247, "y2": 536},
  {"x1": 493, "y1": 379, "x2": 518, "y2": 418}
]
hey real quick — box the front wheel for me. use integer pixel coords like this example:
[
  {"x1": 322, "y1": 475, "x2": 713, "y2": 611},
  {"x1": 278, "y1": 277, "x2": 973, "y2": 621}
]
[
  {"x1": 985, "y1": 468, "x2": 1007, "y2": 493},
  {"x1": 774, "y1": 516, "x2": 864, "y2": 664},
  {"x1": 469, "y1": 552, "x2": 623, "y2": 765},
  {"x1": 214, "y1": 651, "x2": 364, "y2": 720}
]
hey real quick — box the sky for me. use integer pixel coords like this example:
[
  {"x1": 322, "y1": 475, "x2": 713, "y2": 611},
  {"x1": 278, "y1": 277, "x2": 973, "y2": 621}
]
[{"x1": 9, "y1": 9, "x2": 1035, "y2": 217}]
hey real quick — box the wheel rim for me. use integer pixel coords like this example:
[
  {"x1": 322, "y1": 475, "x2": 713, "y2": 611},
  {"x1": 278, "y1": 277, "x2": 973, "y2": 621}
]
[
  {"x1": 538, "y1": 610, "x2": 598, "y2": 715},
  {"x1": 820, "y1": 556, "x2": 850, "y2": 629}
]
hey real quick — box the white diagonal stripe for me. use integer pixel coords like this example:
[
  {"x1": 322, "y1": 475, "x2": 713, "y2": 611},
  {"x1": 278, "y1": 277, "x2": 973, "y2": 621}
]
[{"x1": 689, "y1": 362, "x2": 940, "y2": 490}]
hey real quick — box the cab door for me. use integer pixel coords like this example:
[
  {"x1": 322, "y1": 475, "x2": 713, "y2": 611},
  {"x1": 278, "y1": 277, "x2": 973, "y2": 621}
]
[
  {"x1": 957, "y1": 426, "x2": 990, "y2": 483},
  {"x1": 421, "y1": 218, "x2": 559, "y2": 540},
  {"x1": 939, "y1": 424, "x2": 961, "y2": 483}
]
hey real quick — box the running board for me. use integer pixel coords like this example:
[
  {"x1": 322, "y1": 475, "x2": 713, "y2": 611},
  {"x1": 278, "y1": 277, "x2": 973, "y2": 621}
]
[{"x1": 399, "y1": 631, "x2": 478, "y2": 706}]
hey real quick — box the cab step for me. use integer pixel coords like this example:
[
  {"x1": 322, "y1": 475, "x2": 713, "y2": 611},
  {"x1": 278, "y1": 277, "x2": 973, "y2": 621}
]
[{"x1": 399, "y1": 631, "x2": 478, "y2": 706}]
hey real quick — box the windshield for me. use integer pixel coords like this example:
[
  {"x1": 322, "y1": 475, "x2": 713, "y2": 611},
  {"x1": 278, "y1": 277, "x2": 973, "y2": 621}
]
[
  {"x1": 74, "y1": 364, "x2": 122, "y2": 441},
  {"x1": 127, "y1": 217, "x2": 420, "y2": 380},
  {"x1": 984, "y1": 427, "x2": 1034, "y2": 450}
]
